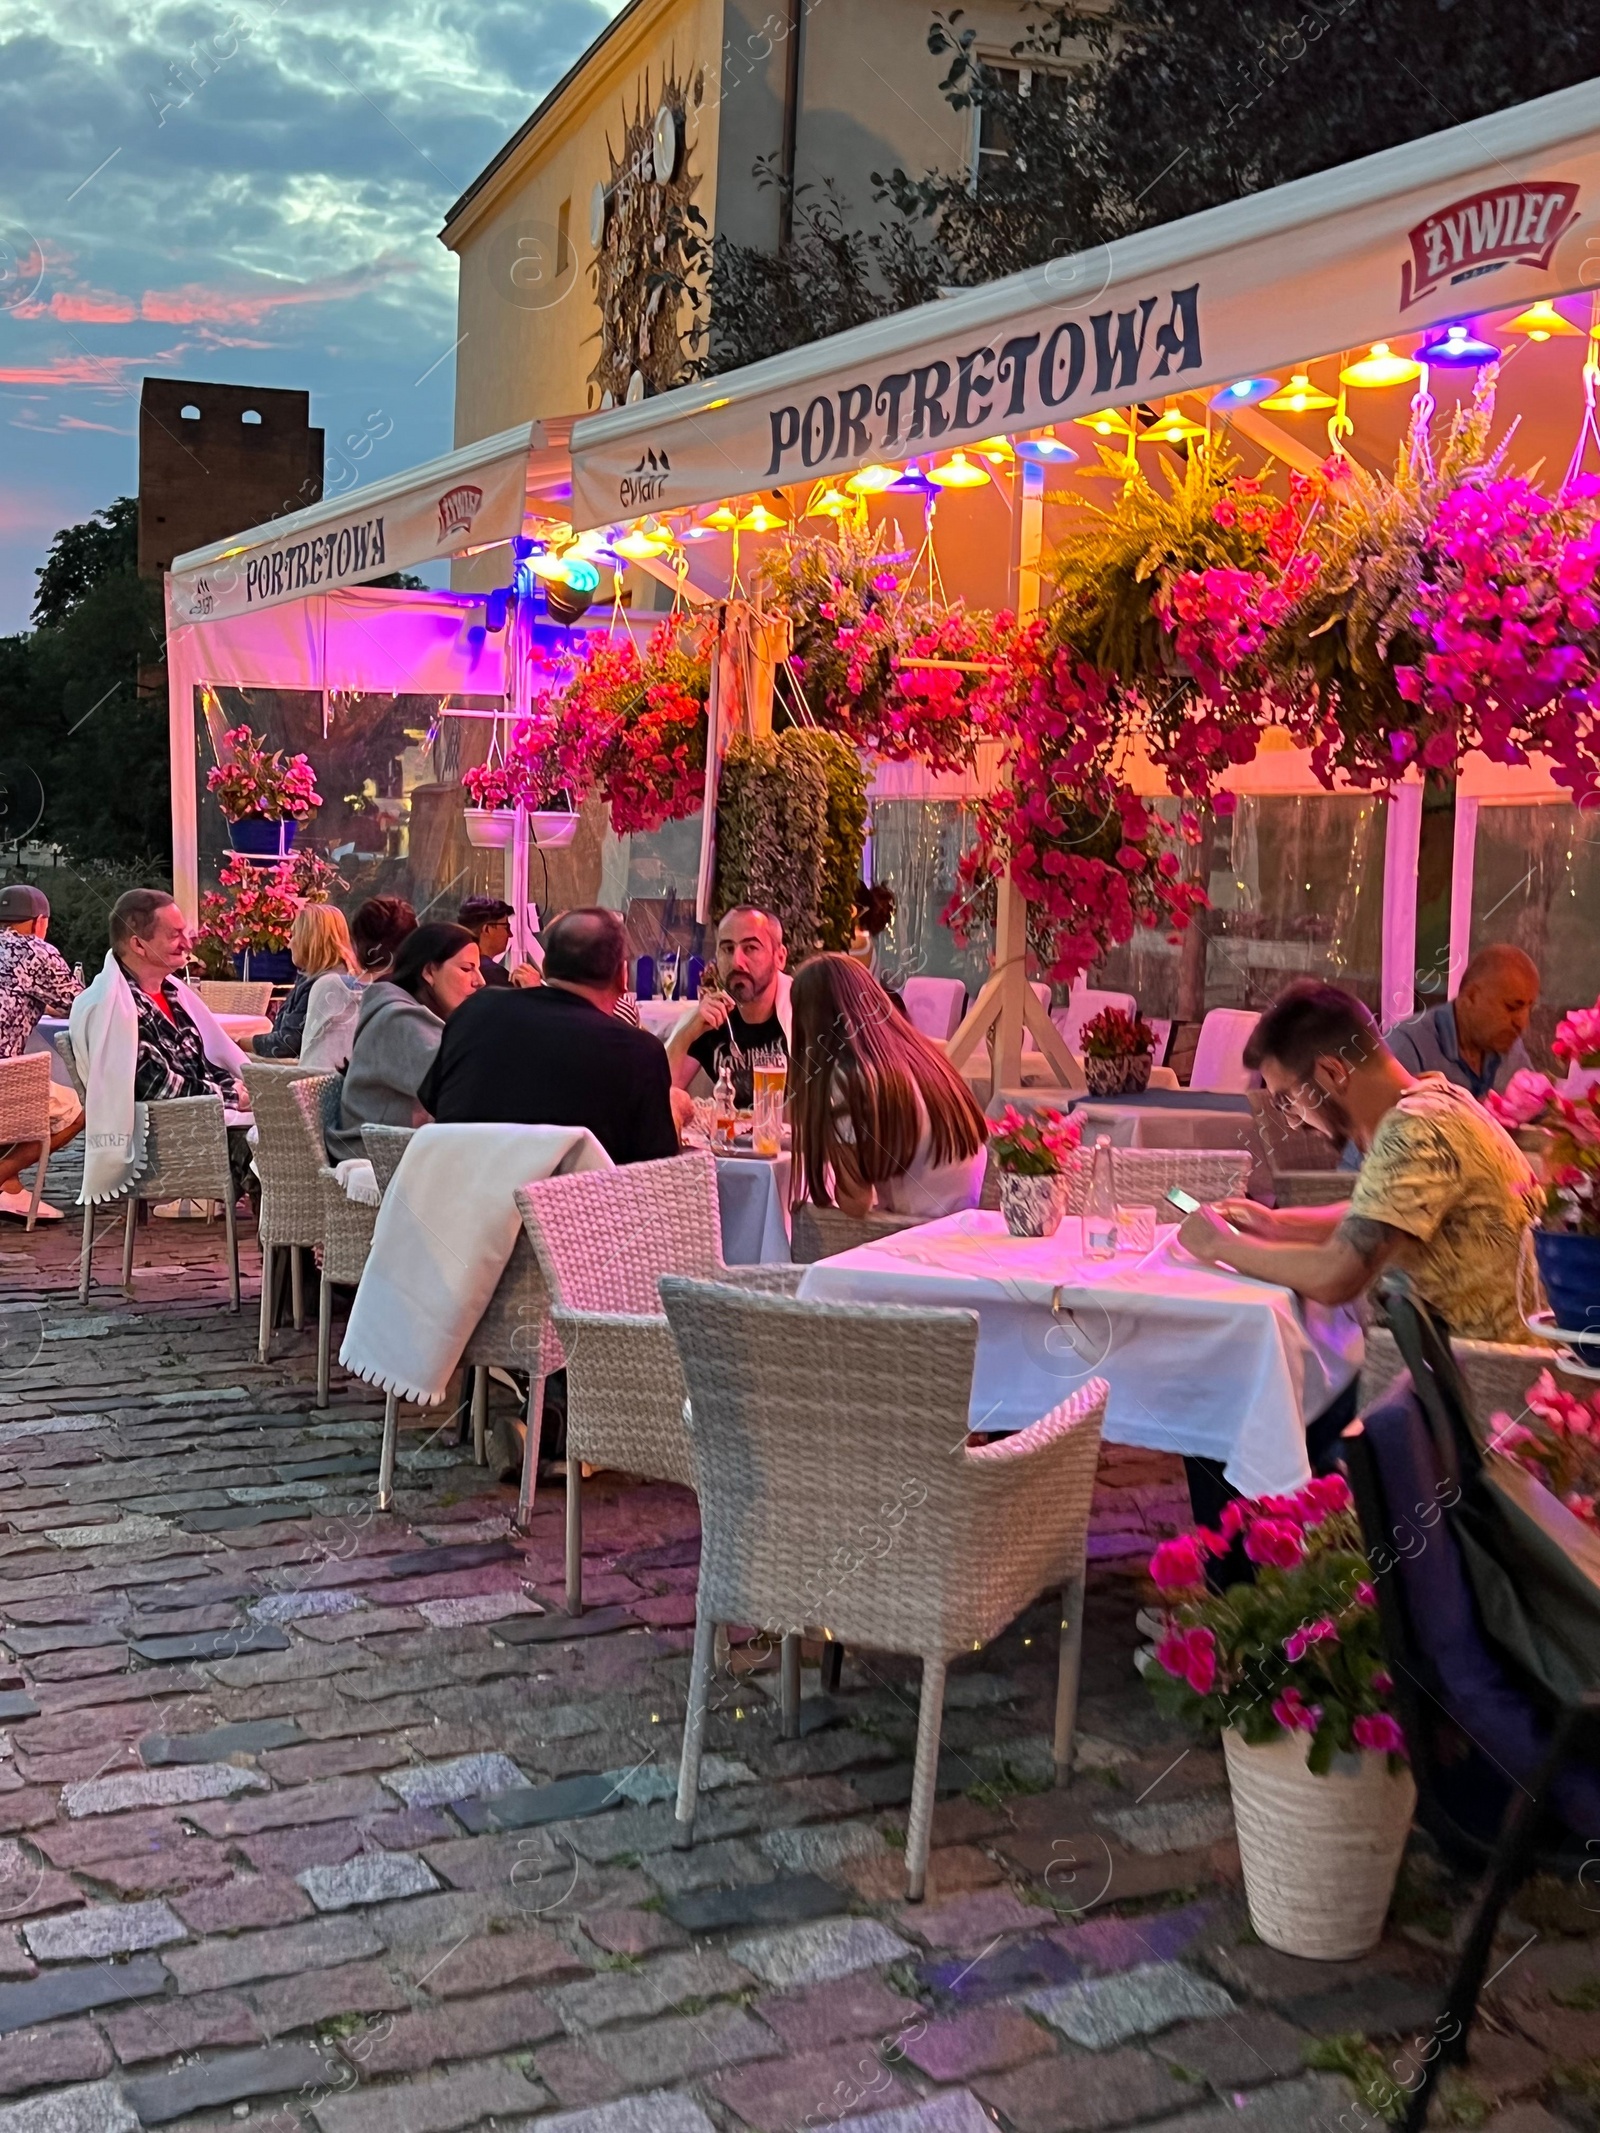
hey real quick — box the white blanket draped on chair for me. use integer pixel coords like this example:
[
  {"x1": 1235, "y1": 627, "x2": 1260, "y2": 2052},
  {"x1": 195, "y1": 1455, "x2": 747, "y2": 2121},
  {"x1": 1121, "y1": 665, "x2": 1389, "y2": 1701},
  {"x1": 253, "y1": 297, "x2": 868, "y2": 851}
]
[{"x1": 339, "y1": 1122, "x2": 611, "y2": 1404}]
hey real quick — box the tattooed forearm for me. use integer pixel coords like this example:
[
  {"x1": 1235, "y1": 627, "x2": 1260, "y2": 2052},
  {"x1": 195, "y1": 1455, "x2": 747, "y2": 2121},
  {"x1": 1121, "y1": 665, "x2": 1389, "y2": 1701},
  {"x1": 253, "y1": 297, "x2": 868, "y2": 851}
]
[{"x1": 1335, "y1": 1213, "x2": 1402, "y2": 1270}]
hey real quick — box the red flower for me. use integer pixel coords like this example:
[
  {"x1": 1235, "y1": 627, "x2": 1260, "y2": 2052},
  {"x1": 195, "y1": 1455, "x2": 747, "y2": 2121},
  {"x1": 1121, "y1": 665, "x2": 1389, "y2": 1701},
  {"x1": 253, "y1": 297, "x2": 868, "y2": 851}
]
[
  {"x1": 1154, "y1": 1625, "x2": 1217, "y2": 1695},
  {"x1": 1352, "y1": 1712, "x2": 1407, "y2": 1757},
  {"x1": 1244, "y1": 1518, "x2": 1305, "y2": 1571},
  {"x1": 1149, "y1": 1535, "x2": 1207, "y2": 1593}
]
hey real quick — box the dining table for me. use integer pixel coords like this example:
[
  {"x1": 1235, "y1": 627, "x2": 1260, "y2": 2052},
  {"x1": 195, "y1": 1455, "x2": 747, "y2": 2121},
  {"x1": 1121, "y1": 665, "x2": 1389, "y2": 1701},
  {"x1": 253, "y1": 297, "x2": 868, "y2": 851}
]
[
  {"x1": 715, "y1": 1147, "x2": 792, "y2": 1266},
  {"x1": 797, "y1": 1209, "x2": 1363, "y2": 1497}
]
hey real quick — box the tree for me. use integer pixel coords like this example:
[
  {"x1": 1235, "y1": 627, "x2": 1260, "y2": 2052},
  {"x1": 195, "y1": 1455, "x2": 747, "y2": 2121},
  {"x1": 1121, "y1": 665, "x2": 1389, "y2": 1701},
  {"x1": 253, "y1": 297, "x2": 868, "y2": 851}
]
[
  {"x1": 700, "y1": 0, "x2": 1600, "y2": 375},
  {"x1": 0, "y1": 495, "x2": 171, "y2": 867},
  {"x1": 31, "y1": 496, "x2": 139, "y2": 629}
]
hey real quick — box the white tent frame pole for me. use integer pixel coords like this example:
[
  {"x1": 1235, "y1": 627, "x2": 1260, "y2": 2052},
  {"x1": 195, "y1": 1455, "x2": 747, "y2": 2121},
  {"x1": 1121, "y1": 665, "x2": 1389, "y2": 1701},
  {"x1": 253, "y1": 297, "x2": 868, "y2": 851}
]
[
  {"x1": 1447, "y1": 795, "x2": 1480, "y2": 1001},
  {"x1": 945, "y1": 459, "x2": 1081, "y2": 1098},
  {"x1": 1381, "y1": 782, "x2": 1425, "y2": 1029}
]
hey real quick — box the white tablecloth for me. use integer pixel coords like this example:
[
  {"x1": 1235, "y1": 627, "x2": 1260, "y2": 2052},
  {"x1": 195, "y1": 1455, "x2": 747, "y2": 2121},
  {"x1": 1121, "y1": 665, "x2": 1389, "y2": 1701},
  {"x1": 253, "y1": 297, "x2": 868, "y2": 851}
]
[
  {"x1": 716, "y1": 1152, "x2": 790, "y2": 1265},
  {"x1": 796, "y1": 1210, "x2": 1362, "y2": 1497},
  {"x1": 32, "y1": 1013, "x2": 273, "y2": 1087},
  {"x1": 638, "y1": 999, "x2": 693, "y2": 1040}
]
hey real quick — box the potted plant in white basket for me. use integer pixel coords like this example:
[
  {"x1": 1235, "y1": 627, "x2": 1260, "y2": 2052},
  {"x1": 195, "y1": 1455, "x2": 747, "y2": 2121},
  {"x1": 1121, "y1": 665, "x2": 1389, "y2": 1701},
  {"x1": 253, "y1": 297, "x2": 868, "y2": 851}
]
[
  {"x1": 1080, "y1": 1007, "x2": 1157, "y2": 1096},
  {"x1": 990, "y1": 1104, "x2": 1083, "y2": 1239},
  {"x1": 1143, "y1": 1474, "x2": 1414, "y2": 1960},
  {"x1": 461, "y1": 760, "x2": 520, "y2": 850}
]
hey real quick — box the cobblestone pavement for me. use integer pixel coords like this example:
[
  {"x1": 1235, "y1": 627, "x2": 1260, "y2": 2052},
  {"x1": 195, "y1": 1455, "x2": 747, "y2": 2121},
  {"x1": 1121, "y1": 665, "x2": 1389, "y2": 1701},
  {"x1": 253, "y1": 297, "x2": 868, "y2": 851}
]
[{"x1": 0, "y1": 1202, "x2": 1590, "y2": 2133}]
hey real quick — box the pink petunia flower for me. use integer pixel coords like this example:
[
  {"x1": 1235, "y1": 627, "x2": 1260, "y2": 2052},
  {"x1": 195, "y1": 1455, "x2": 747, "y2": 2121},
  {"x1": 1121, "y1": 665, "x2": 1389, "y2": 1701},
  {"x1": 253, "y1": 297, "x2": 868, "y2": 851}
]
[
  {"x1": 1353, "y1": 1712, "x2": 1408, "y2": 1757},
  {"x1": 1149, "y1": 1535, "x2": 1208, "y2": 1593}
]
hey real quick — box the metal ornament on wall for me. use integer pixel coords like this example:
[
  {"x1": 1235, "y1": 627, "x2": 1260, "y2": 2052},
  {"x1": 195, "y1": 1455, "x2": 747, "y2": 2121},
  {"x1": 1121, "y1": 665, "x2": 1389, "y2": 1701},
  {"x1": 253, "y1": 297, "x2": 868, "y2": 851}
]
[{"x1": 588, "y1": 66, "x2": 705, "y2": 409}]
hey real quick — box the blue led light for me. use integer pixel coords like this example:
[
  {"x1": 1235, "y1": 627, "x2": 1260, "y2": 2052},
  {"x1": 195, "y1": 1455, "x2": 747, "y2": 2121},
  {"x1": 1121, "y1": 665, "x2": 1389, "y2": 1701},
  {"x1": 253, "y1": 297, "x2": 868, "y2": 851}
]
[
  {"x1": 1208, "y1": 377, "x2": 1279, "y2": 410},
  {"x1": 1415, "y1": 320, "x2": 1501, "y2": 367}
]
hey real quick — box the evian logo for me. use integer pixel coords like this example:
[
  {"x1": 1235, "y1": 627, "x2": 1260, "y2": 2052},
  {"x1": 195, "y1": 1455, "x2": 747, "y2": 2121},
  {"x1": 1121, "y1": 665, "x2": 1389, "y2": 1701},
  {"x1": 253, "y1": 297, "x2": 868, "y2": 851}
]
[
  {"x1": 437, "y1": 484, "x2": 484, "y2": 542},
  {"x1": 620, "y1": 447, "x2": 670, "y2": 509},
  {"x1": 1401, "y1": 180, "x2": 1580, "y2": 307}
]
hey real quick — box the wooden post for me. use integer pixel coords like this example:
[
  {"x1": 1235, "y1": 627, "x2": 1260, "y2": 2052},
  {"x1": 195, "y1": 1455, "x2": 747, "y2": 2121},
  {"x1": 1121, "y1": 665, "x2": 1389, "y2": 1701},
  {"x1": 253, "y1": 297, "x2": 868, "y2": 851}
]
[{"x1": 945, "y1": 460, "x2": 1081, "y2": 1099}]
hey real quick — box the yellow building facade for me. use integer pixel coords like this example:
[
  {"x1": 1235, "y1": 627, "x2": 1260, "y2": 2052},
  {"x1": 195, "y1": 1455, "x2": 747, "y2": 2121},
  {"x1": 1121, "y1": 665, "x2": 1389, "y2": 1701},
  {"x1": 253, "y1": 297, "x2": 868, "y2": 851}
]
[{"x1": 440, "y1": 0, "x2": 1043, "y2": 449}]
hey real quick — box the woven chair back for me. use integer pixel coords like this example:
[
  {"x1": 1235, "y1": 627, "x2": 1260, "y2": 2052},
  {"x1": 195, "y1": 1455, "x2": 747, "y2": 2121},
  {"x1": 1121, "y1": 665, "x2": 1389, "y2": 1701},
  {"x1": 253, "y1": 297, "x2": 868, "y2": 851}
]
[
  {"x1": 241, "y1": 1062, "x2": 321, "y2": 1250},
  {"x1": 52, "y1": 1031, "x2": 86, "y2": 1102},
  {"x1": 361, "y1": 1124, "x2": 417, "y2": 1197},
  {"x1": 0, "y1": 1052, "x2": 52, "y2": 1142},
  {"x1": 140, "y1": 1096, "x2": 232, "y2": 1201},
  {"x1": 660, "y1": 1275, "x2": 988, "y2": 1645},
  {"x1": 1063, "y1": 1146, "x2": 1249, "y2": 1215},
  {"x1": 516, "y1": 1149, "x2": 723, "y2": 1318},
  {"x1": 191, "y1": 980, "x2": 273, "y2": 1015}
]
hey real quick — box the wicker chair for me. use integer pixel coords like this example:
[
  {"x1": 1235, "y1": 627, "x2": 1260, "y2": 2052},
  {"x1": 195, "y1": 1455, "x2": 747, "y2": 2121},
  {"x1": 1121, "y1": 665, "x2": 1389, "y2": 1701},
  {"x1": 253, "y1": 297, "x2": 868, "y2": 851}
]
[
  {"x1": 1062, "y1": 1146, "x2": 1251, "y2": 1215},
  {"x1": 1357, "y1": 1322, "x2": 1573, "y2": 1420},
  {"x1": 55, "y1": 1031, "x2": 242, "y2": 1308},
  {"x1": 289, "y1": 1075, "x2": 380, "y2": 1408},
  {"x1": 514, "y1": 1149, "x2": 805, "y2": 1614},
  {"x1": 191, "y1": 980, "x2": 273, "y2": 1015},
  {"x1": 361, "y1": 1122, "x2": 554, "y2": 1493},
  {"x1": 241, "y1": 1061, "x2": 321, "y2": 1362},
  {"x1": 0, "y1": 1052, "x2": 57, "y2": 1231},
  {"x1": 789, "y1": 1203, "x2": 928, "y2": 1264},
  {"x1": 660, "y1": 1276, "x2": 1107, "y2": 1900}
]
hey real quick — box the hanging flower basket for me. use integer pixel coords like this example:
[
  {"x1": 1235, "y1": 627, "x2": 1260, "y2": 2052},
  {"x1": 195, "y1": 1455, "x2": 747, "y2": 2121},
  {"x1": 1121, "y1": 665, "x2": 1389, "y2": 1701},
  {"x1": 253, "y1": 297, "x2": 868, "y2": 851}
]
[
  {"x1": 228, "y1": 817, "x2": 299, "y2": 860},
  {"x1": 463, "y1": 807, "x2": 517, "y2": 851},
  {"x1": 529, "y1": 808, "x2": 581, "y2": 849},
  {"x1": 1223, "y1": 1728, "x2": 1415, "y2": 1959}
]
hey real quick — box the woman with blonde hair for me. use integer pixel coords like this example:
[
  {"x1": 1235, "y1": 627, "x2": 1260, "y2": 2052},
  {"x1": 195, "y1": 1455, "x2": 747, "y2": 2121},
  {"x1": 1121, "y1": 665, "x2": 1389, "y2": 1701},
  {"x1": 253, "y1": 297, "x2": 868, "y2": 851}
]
[
  {"x1": 249, "y1": 903, "x2": 360, "y2": 1064},
  {"x1": 789, "y1": 952, "x2": 988, "y2": 1218}
]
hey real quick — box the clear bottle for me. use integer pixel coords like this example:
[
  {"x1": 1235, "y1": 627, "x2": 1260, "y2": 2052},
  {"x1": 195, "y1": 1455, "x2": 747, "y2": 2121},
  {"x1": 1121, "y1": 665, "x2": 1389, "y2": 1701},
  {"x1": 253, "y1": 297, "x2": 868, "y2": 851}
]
[
  {"x1": 713, "y1": 1054, "x2": 738, "y2": 1146},
  {"x1": 1084, "y1": 1134, "x2": 1118, "y2": 1259}
]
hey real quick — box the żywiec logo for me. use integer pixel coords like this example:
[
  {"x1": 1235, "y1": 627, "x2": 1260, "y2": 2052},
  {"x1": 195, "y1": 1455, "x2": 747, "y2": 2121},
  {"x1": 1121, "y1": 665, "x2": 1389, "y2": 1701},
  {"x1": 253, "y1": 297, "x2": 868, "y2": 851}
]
[
  {"x1": 620, "y1": 447, "x2": 670, "y2": 510},
  {"x1": 437, "y1": 484, "x2": 485, "y2": 542},
  {"x1": 1401, "y1": 181, "x2": 1580, "y2": 307}
]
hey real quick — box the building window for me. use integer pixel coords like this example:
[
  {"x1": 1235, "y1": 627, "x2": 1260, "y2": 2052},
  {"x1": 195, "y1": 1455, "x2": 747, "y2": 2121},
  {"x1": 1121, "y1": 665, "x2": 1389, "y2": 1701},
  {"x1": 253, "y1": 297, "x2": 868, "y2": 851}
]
[
  {"x1": 556, "y1": 197, "x2": 572, "y2": 275},
  {"x1": 971, "y1": 62, "x2": 1068, "y2": 190}
]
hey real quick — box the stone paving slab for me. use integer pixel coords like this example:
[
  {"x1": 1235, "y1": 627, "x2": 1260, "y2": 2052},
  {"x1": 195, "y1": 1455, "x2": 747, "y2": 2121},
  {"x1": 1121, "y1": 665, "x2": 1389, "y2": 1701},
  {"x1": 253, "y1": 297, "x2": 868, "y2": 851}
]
[{"x1": 0, "y1": 1217, "x2": 1563, "y2": 2131}]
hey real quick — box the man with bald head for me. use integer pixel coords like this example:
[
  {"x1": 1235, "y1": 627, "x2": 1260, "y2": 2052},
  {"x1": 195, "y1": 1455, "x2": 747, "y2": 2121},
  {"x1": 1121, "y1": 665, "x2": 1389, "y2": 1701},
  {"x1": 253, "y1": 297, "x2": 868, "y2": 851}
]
[
  {"x1": 419, "y1": 906, "x2": 679, "y2": 1165},
  {"x1": 1386, "y1": 944, "x2": 1539, "y2": 1101}
]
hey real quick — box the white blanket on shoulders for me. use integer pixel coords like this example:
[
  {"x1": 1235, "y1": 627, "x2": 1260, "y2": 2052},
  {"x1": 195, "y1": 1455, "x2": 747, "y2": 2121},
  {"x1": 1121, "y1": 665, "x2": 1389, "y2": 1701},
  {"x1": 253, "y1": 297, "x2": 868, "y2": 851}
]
[
  {"x1": 340, "y1": 1121, "x2": 612, "y2": 1405},
  {"x1": 69, "y1": 953, "x2": 247, "y2": 1205}
]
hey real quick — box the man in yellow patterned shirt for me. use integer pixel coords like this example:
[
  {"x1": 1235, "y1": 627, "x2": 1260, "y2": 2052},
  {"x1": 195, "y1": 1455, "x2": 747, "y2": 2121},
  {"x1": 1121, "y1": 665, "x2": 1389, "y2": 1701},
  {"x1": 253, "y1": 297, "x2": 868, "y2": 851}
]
[{"x1": 1178, "y1": 982, "x2": 1538, "y2": 1342}]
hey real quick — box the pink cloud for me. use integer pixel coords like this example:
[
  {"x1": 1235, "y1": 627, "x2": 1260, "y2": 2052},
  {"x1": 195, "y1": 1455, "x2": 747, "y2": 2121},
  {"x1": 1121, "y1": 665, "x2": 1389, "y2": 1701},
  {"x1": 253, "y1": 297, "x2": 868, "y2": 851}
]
[
  {"x1": 0, "y1": 353, "x2": 153, "y2": 388},
  {"x1": 16, "y1": 254, "x2": 416, "y2": 333}
]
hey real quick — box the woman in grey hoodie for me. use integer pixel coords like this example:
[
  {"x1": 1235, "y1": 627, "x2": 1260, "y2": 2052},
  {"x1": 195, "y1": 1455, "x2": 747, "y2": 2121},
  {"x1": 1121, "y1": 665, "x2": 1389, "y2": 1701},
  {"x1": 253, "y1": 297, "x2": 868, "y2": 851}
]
[{"x1": 325, "y1": 922, "x2": 483, "y2": 1163}]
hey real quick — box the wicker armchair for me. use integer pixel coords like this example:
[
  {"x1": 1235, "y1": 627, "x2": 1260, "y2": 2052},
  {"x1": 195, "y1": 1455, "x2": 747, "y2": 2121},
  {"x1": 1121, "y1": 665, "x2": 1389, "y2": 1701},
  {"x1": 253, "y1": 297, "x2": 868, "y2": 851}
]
[
  {"x1": 289, "y1": 1075, "x2": 379, "y2": 1407},
  {"x1": 1358, "y1": 1323, "x2": 1571, "y2": 1421},
  {"x1": 0, "y1": 1052, "x2": 56, "y2": 1230},
  {"x1": 191, "y1": 980, "x2": 273, "y2": 1015},
  {"x1": 1062, "y1": 1146, "x2": 1250, "y2": 1214},
  {"x1": 515, "y1": 1149, "x2": 805, "y2": 1612},
  {"x1": 56, "y1": 1032, "x2": 242, "y2": 1308},
  {"x1": 660, "y1": 1276, "x2": 1107, "y2": 1900},
  {"x1": 789, "y1": 1203, "x2": 929, "y2": 1264},
  {"x1": 240, "y1": 1061, "x2": 320, "y2": 1362}
]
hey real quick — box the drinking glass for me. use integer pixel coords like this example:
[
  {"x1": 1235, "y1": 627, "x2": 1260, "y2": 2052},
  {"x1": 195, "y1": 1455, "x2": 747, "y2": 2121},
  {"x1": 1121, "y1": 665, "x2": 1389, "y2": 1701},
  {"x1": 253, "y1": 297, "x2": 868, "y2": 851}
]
[
  {"x1": 657, "y1": 951, "x2": 680, "y2": 1005},
  {"x1": 751, "y1": 1054, "x2": 787, "y2": 1157}
]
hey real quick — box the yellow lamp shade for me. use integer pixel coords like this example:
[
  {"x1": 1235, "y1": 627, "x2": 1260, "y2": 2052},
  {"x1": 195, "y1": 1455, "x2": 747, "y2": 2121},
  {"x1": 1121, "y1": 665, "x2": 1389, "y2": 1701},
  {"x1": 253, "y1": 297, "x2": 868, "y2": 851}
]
[
  {"x1": 973, "y1": 436, "x2": 1015, "y2": 463},
  {"x1": 1144, "y1": 407, "x2": 1204, "y2": 444},
  {"x1": 927, "y1": 451, "x2": 990, "y2": 487},
  {"x1": 699, "y1": 504, "x2": 740, "y2": 531},
  {"x1": 1338, "y1": 341, "x2": 1422, "y2": 387},
  {"x1": 614, "y1": 531, "x2": 668, "y2": 561},
  {"x1": 1509, "y1": 301, "x2": 1579, "y2": 340},
  {"x1": 1073, "y1": 408, "x2": 1137, "y2": 439},
  {"x1": 805, "y1": 486, "x2": 852, "y2": 517},
  {"x1": 736, "y1": 502, "x2": 785, "y2": 532},
  {"x1": 1258, "y1": 372, "x2": 1338, "y2": 413},
  {"x1": 528, "y1": 551, "x2": 571, "y2": 581},
  {"x1": 845, "y1": 463, "x2": 902, "y2": 494}
]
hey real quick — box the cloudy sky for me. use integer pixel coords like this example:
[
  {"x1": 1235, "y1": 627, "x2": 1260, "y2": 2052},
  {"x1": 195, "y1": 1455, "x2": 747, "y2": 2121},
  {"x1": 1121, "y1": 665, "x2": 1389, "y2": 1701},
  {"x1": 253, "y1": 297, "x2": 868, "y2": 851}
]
[{"x1": 0, "y1": 0, "x2": 619, "y2": 632}]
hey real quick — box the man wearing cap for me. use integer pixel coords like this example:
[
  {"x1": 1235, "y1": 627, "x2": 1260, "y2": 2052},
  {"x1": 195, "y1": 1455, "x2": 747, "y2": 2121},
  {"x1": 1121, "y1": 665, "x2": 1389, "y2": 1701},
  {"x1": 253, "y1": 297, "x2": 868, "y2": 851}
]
[
  {"x1": 456, "y1": 897, "x2": 539, "y2": 989},
  {"x1": 0, "y1": 884, "x2": 84, "y2": 1220}
]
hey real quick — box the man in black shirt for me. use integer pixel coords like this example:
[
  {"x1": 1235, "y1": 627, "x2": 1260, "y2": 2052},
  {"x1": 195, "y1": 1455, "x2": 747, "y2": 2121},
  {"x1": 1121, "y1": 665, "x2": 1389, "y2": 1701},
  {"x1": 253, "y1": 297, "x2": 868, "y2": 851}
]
[
  {"x1": 418, "y1": 907, "x2": 680, "y2": 1166},
  {"x1": 666, "y1": 905, "x2": 790, "y2": 1108}
]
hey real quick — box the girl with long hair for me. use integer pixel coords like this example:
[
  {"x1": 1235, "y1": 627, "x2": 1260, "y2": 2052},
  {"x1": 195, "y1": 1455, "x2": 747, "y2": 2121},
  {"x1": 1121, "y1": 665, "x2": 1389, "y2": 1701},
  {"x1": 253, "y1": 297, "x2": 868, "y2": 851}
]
[
  {"x1": 325, "y1": 922, "x2": 483, "y2": 1163},
  {"x1": 789, "y1": 952, "x2": 987, "y2": 1218}
]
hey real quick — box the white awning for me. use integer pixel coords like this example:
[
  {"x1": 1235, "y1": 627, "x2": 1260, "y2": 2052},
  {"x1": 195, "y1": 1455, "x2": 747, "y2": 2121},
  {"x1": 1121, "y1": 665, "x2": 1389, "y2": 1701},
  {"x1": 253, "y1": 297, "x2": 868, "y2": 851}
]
[
  {"x1": 168, "y1": 421, "x2": 572, "y2": 624},
  {"x1": 569, "y1": 78, "x2": 1600, "y2": 527}
]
